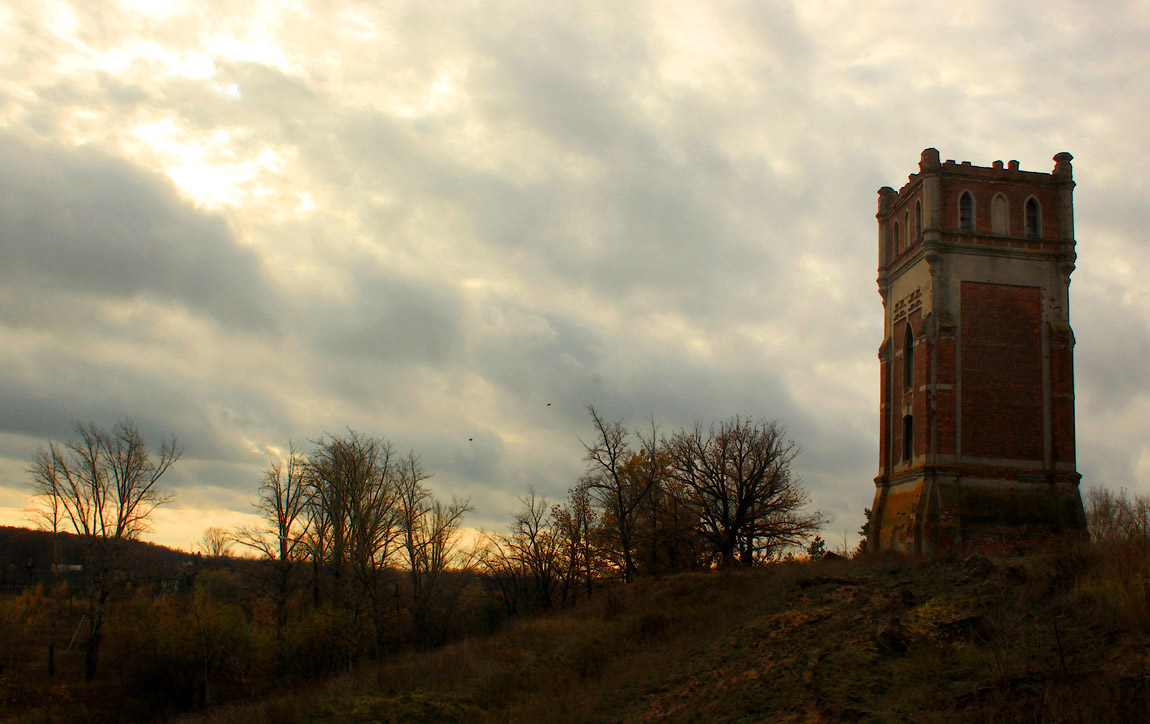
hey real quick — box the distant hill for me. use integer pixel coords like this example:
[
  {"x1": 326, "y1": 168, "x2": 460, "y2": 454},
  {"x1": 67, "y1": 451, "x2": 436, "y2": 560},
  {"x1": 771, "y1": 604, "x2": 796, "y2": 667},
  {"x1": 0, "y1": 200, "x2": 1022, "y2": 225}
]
[{"x1": 0, "y1": 525, "x2": 199, "y2": 587}]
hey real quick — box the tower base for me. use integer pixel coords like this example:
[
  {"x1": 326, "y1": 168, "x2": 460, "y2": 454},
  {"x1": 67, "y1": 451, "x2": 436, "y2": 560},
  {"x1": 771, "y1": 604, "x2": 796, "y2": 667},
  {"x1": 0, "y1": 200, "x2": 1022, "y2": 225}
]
[{"x1": 870, "y1": 469, "x2": 1086, "y2": 557}]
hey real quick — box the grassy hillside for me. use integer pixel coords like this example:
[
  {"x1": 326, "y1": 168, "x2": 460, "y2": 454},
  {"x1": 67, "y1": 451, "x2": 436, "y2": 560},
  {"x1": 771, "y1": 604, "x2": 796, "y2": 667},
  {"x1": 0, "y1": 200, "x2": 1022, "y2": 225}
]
[{"x1": 184, "y1": 547, "x2": 1150, "y2": 724}]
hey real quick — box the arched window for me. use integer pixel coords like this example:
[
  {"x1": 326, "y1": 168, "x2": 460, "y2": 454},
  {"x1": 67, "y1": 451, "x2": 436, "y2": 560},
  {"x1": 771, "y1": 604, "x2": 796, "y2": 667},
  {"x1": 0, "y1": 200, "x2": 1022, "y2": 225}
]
[
  {"x1": 991, "y1": 194, "x2": 1008, "y2": 235},
  {"x1": 903, "y1": 415, "x2": 914, "y2": 462},
  {"x1": 886, "y1": 224, "x2": 893, "y2": 261},
  {"x1": 904, "y1": 211, "x2": 910, "y2": 246},
  {"x1": 915, "y1": 200, "x2": 922, "y2": 240},
  {"x1": 903, "y1": 322, "x2": 914, "y2": 388},
  {"x1": 1025, "y1": 197, "x2": 1041, "y2": 238},
  {"x1": 959, "y1": 192, "x2": 974, "y2": 232},
  {"x1": 894, "y1": 221, "x2": 900, "y2": 254}
]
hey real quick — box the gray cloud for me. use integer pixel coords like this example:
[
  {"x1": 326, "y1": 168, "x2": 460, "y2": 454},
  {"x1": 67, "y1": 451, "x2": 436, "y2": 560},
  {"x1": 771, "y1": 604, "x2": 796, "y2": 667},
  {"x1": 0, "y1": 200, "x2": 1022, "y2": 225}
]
[
  {"x1": 0, "y1": 342, "x2": 289, "y2": 466},
  {"x1": 0, "y1": 135, "x2": 276, "y2": 330},
  {"x1": 310, "y1": 268, "x2": 464, "y2": 365}
]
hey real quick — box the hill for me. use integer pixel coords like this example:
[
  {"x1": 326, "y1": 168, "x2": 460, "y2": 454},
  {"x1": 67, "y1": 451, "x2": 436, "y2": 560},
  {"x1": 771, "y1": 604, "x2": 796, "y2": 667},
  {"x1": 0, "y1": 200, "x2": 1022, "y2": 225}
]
[
  {"x1": 0, "y1": 525, "x2": 200, "y2": 592},
  {"x1": 187, "y1": 548, "x2": 1149, "y2": 724}
]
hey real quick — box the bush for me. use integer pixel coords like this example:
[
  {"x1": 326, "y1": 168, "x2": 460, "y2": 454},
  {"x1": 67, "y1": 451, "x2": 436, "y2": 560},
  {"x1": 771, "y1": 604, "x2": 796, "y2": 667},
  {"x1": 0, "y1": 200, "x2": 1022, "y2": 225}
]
[
  {"x1": 279, "y1": 604, "x2": 362, "y2": 679},
  {"x1": 1086, "y1": 486, "x2": 1150, "y2": 544},
  {"x1": 118, "y1": 572, "x2": 255, "y2": 711}
]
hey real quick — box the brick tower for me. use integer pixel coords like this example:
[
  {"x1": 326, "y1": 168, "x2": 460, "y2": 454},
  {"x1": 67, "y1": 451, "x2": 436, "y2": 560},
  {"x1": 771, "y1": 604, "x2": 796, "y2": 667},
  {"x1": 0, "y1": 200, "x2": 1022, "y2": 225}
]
[{"x1": 869, "y1": 149, "x2": 1086, "y2": 555}]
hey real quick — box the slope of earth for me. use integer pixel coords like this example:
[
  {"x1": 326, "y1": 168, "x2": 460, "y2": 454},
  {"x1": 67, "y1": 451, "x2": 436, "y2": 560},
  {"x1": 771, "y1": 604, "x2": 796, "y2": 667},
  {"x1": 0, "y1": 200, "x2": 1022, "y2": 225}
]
[
  {"x1": 191, "y1": 551, "x2": 1150, "y2": 724},
  {"x1": 603, "y1": 555, "x2": 1144, "y2": 723}
]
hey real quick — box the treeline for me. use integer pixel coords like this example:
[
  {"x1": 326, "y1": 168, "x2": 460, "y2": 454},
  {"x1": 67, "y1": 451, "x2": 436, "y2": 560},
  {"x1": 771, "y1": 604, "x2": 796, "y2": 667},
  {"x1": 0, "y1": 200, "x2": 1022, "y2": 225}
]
[
  {"x1": 227, "y1": 430, "x2": 474, "y2": 660},
  {"x1": 11, "y1": 422, "x2": 486, "y2": 713},
  {"x1": 209, "y1": 407, "x2": 825, "y2": 638},
  {"x1": 479, "y1": 408, "x2": 825, "y2": 615},
  {"x1": 9, "y1": 410, "x2": 823, "y2": 717}
]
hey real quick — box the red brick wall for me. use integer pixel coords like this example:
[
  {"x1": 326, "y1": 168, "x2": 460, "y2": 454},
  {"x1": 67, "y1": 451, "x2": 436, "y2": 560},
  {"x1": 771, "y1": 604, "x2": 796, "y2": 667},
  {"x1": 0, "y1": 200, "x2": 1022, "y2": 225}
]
[
  {"x1": 913, "y1": 336, "x2": 930, "y2": 458},
  {"x1": 1050, "y1": 327, "x2": 1075, "y2": 463},
  {"x1": 960, "y1": 282, "x2": 1043, "y2": 461},
  {"x1": 935, "y1": 336, "x2": 957, "y2": 455}
]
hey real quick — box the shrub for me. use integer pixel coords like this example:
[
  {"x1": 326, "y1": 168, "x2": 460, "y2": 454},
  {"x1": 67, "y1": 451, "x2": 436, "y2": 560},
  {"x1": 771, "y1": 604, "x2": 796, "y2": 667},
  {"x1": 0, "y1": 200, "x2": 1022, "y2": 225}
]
[
  {"x1": 1086, "y1": 486, "x2": 1150, "y2": 545},
  {"x1": 118, "y1": 573, "x2": 255, "y2": 711}
]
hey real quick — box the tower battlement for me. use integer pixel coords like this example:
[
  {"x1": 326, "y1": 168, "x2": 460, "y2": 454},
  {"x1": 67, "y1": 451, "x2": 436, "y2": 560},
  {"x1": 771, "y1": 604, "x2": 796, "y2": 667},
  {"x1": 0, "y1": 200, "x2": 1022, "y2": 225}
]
[
  {"x1": 885, "y1": 149, "x2": 1074, "y2": 194},
  {"x1": 875, "y1": 149, "x2": 1077, "y2": 291}
]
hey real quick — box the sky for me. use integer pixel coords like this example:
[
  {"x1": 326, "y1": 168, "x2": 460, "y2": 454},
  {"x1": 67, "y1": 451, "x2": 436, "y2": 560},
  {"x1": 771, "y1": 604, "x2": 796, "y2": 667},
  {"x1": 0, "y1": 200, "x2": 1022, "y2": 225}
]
[{"x1": 1, "y1": 0, "x2": 1148, "y2": 553}]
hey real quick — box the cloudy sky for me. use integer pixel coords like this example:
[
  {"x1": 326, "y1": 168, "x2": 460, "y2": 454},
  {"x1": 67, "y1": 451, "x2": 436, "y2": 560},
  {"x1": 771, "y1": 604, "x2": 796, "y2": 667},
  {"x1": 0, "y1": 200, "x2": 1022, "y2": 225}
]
[{"x1": 1, "y1": 0, "x2": 1148, "y2": 551}]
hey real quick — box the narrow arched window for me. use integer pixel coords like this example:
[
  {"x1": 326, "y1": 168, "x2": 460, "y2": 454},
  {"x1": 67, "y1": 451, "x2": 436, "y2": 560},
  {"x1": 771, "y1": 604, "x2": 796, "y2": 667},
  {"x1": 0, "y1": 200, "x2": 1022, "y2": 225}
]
[
  {"x1": 1025, "y1": 198, "x2": 1041, "y2": 238},
  {"x1": 904, "y1": 211, "x2": 910, "y2": 246},
  {"x1": 915, "y1": 200, "x2": 922, "y2": 240},
  {"x1": 991, "y1": 194, "x2": 1008, "y2": 235},
  {"x1": 894, "y1": 221, "x2": 900, "y2": 254},
  {"x1": 959, "y1": 192, "x2": 974, "y2": 232},
  {"x1": 903, "y1": 323, "x2": 914, "y2": 388},
  {"x1": 903, "y1": 415, "x2": 914, "y2": 462}
]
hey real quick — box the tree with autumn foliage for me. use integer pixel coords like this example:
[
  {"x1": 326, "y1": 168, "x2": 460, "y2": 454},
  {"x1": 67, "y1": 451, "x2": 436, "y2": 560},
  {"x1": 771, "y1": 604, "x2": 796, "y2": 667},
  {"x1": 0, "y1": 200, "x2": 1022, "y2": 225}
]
[{"x1": 580, "y1": 408, "x2": 665, "y2": 582}]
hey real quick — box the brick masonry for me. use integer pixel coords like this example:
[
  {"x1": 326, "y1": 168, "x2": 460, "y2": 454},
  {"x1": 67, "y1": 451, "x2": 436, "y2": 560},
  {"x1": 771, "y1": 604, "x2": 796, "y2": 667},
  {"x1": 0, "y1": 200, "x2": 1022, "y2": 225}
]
[{"x1": 960, "y1": 281, "x2": 1043, "y2": 461}]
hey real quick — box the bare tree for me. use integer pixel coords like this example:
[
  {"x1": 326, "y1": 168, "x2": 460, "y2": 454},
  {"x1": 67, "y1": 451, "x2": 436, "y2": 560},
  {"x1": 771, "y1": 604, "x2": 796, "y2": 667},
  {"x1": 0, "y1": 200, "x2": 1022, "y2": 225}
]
[
  {"x1": 28, "y1": 465, "x2": 66, "y2": 677},
  {"x1": 667, "y1": 417, "x2": 823, "y2": 566},
  {"x1": 1086, "y1": 486, "x2": 1150, "y2": 544},
  {"x1": 514, "y1": 488, "x2": 563, "y2": 610},
  {"x1": 302, "y1": 485, "x2": 332, "y2": 608},
  {"x1": 580, "y1": 407, "x2": 664, "y2": 582},
  {"x1": 500, "y1": 488, "x2": 562, "y2": 610},
  {"x1": 478, "y1": 532, "x2": 527, "y2": 617},
  {"x1": 304, "y1": 431, "x2": 401, "y2": 658},
  {"x1": 234, "y1": 445, "x2": 310, "y2": 640},
  {"x1": 479, "y1": 488, "x2": 563, "y2": 614},
  {"x1": 200, "y1": 527, "x2": 233, "y2": 559},
  {"x1": 396, "y1": 452, "x2": 472, "y2": 645},
  {"x1": 28, "y1": 419, "x2": 180, "y2": 680}
]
